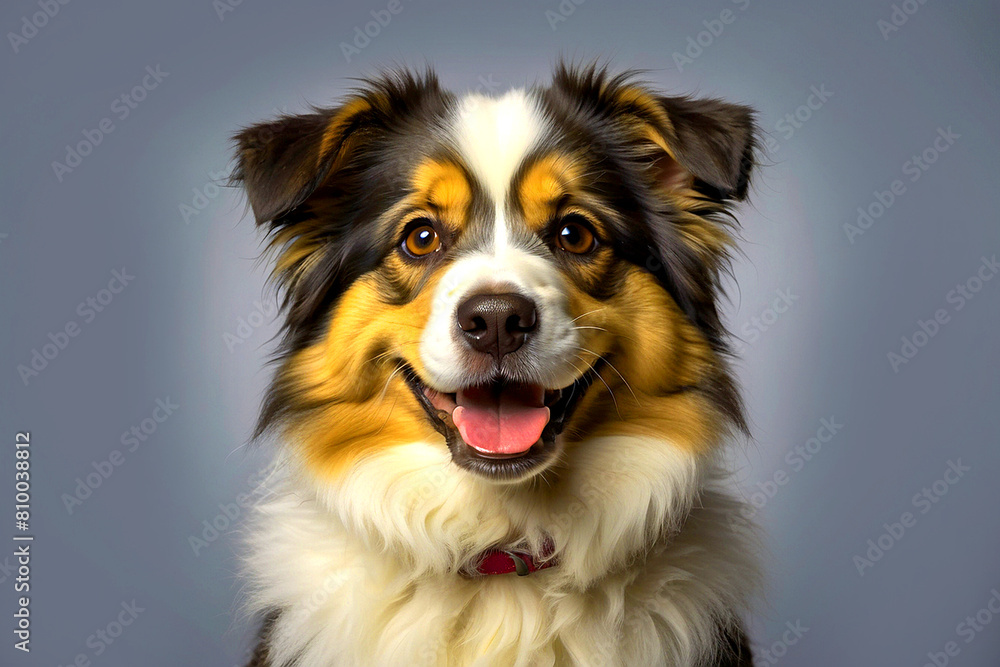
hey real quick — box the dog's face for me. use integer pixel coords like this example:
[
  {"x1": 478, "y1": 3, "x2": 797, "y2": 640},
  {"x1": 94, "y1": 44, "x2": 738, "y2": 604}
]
[{"x1": 234, "y1": 65, "x2": 755, "y2": 485}]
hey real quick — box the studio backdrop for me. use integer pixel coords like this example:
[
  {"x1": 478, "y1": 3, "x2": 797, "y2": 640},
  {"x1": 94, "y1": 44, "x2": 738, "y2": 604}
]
[{"x1": 2, "y1": 0, "x2": 998, "y2": 665}]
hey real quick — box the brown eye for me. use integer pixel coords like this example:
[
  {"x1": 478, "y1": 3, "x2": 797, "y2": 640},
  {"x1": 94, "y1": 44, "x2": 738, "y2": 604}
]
[
  {"x1": 555, "y1": 216, "x2": 597, "y2": 254},
  {"x1": 403, "y1": 223, "x2": 441, "y2": 257}
]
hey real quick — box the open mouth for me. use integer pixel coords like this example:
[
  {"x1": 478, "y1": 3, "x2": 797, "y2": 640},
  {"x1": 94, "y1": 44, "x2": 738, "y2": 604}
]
[{"x1": 401, "y1": 363, "x2": 601, "y2": 481}]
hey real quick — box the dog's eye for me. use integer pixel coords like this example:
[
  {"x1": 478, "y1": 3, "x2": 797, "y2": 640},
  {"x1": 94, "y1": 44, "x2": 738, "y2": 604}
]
[
  {"x1": 555, "y1": 216, "x2": 597, "y2": 255},
  {"x1": 402, "y1": 222, "x2": 441, "y2": 257}
]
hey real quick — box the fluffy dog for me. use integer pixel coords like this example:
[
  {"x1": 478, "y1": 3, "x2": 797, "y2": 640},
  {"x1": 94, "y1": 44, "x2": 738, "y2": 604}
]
[{"x1": 233, "y1": 62, "x2": 760, "y2": 667}]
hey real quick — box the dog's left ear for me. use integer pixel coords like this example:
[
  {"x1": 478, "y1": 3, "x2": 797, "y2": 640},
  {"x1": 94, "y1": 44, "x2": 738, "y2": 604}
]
[
  {"x1": 647, "y1": 94, "x2": 757, "y2": 201},
  {"x1": 548, "y1": 64, "x2": 757, "y2": 202}
]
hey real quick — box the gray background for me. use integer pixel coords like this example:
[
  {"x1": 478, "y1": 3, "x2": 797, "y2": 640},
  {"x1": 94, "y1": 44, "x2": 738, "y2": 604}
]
[{"x1": 2, "y1": 0, "x2": 998, "y2": 665}]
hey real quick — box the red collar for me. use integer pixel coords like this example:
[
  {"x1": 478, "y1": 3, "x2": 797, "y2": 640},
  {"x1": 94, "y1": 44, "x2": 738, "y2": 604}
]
[{"x1": 466, "y1": 540, "x2": 558, "y2": 577}]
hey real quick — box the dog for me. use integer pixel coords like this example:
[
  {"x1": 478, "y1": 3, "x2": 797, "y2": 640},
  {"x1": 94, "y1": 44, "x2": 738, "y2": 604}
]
[{"x1": 232, "y1": 62, "x2": 760, "y2": 667}]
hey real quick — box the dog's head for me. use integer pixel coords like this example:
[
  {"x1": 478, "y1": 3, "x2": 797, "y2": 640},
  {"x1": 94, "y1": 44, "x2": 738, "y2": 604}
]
[{"x1": 233, "y1": 64, "x2": 756, "y2": 487}]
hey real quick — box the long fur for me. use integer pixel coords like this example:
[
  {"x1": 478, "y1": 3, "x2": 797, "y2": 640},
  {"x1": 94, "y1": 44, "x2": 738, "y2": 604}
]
[
  {"x1": 245, "y1": 442, "x2": 759, "y2": 666},
  {"x1": 232, "y1": 62, "x2": 761, "y2": 666}
]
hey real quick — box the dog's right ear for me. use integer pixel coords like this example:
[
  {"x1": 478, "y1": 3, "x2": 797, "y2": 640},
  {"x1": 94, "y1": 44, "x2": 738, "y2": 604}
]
[{"x1": 231, "y1": 98, "x2": 377, "y2": 225}]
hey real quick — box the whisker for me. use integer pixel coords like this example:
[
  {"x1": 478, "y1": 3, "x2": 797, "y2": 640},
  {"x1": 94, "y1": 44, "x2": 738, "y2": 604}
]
[
  {"x1": 381, "y1": 321, "x2": 423, "y2": 329},
  {"x1": 364, "y1": 343, "x2": 422, "y2": 365},
  {"x1": 225, "y1": 442, "x2": 249, "y2": 462},
  {"x1": 571, "y1": 308, "x2": 605, "y2": 324},
  {"x1": 374, "y1": 362, "x2": 406, "y2": 409},
  {"x1": 578, "y1": 347, "x2": 639, "y2": 406},
  {"x1": 374, "y1": 396, "x2": 398, "y2": 436},
  {"x1": 572, "y1": 324, "x2": 640, "y2": 346},
  {"x1": 574, "y1": 352, "x2": 622, "y2": 419}
]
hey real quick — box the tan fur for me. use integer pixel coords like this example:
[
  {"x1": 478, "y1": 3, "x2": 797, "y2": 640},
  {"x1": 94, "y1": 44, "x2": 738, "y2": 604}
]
[{"x1": 239, "y1": 78, "x2": 759, "y2": 667}]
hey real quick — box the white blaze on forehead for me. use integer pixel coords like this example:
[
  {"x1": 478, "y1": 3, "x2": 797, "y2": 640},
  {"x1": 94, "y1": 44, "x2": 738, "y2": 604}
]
[
  {"x1": 421, "y1": 90, "x2": 576, "y2": 393},
  {"x1": 450, "y1": 89, "x2": 547, "y2": 251}
]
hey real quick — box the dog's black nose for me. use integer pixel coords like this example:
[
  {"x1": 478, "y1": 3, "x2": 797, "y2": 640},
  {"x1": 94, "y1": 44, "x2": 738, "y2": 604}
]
[{"x1": 457, "y1": 293, "x2": 538, "y2": 360}]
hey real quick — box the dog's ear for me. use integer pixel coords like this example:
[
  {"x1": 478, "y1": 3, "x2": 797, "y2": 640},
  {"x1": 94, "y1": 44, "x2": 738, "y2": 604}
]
[
  {"x1": 230, "y1": 69, "x2": 449, "y2": 359},
  {"x1": 231, "y1": 99, "x2": 376, "y2": 225},
  {"x1": 549, "y1": 64, "x2": 759, "y2": 360},
  {"x1": 548, "y1": 63, "x2": 758, "y2": 203},
  {"x1": 647, "y1": 95, "x2": 756, "y2": 201},
  {"x1": 613, "y1": 84, "x2": 755, "y2": 433}
]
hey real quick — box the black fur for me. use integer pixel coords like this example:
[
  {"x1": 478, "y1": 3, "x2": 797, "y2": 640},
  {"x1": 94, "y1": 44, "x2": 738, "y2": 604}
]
[
  {"x1": 232, "y1": 63, "x2": 757, "y2": 439},
  {"x1": 231, "y1": 69, "x2": 454, "y2": 437},
  {"x1": 538, "y1": 62, "x2": 757, "y2": 431},
  {"x1": 233, "y1": 60, "x2": 759, "y2": 667}
]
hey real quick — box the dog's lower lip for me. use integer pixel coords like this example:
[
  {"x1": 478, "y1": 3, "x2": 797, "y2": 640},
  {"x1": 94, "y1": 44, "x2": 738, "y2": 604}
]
[{"x1": 467, "y1": 443, "x2": 538, "y2": 459}]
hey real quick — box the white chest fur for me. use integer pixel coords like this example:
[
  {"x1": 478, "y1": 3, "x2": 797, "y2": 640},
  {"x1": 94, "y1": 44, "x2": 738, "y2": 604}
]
[{"x1": 243, "y1": 440, "x2": 758, "y2": 667}]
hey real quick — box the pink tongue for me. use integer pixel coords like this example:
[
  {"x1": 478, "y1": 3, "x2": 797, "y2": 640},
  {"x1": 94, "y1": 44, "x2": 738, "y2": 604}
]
[{"x1": 452, "y1": 384, "x2": 550, "y2": 455}]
